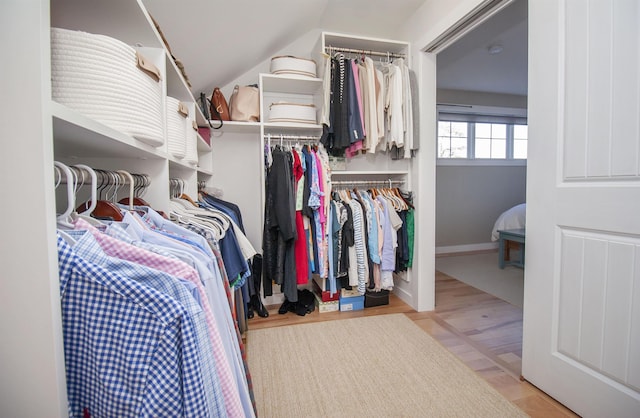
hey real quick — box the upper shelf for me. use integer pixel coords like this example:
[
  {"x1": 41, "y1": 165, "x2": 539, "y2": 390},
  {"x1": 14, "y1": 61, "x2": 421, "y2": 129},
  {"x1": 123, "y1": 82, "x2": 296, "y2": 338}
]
[
  {"x1": 51, "y1": 0, "x2": 162, "y2": 49},
  {"x1": 322, "y1": 32, "x2": 409, "y2": 55},
  {"x1": 51, "y1": 101, "x2": 166, "y2": 160},
  {"x1": 260, "y1": 74, "x2": 323, "y2": 95},
  {"x1": 209, "y1": 121, "x2": 261, "y2": 135}
]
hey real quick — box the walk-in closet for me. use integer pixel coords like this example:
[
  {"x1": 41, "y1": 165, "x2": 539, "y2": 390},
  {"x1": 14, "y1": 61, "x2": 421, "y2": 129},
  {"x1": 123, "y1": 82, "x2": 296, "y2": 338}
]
[{"x1": 6, "y1": 0, "x2": 635, "y2": 416}]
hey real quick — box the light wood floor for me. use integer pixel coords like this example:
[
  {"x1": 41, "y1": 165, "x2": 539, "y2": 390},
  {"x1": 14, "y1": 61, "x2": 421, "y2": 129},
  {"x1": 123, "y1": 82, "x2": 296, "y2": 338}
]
[{"x1": 247, "y1": 272, "x2": 579, "y2": 417}]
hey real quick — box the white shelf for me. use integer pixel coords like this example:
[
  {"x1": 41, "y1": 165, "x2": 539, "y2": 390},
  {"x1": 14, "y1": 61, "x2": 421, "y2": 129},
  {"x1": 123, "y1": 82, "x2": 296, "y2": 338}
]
[
  {"x1": 261, "y1": 74, "x2": 322, "y2": 95},
  {"x1": 51, "y1": 101, "x2": 166, "y2": 160},
  {"x1": 197, "y1": 168, "x2": 213, "y2": 176},
  {"x1": 211, "y1": 120, "x2": 261, "y2": 134},
  {"x1": 263, "y1": 122, "x2": 323, "y2": 133},
  {"x1": 51, "y1": 0, "x2": 162, "y2": 49},
  {"x1": 168, "y1": 157, "x2": 197, "y2": 171},
  {"x1": 323, "y1": 31, "x2": 408, "y2": 55}
]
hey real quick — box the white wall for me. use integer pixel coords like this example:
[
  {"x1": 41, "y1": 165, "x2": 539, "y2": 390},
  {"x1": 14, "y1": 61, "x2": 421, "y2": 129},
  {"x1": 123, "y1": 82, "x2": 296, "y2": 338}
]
[
  {"x1": 0, "y1": 1, "x2": 67, "y2": 416},
  {"x1": 436, "y1": 164, "x2": 526, "y2": 247}
]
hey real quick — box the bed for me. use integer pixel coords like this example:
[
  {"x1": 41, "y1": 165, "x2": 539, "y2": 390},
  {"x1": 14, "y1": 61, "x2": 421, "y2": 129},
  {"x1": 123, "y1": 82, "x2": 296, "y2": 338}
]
[
  {"x1": 491, "y1": 203, "x2": 526, "y2": 241},
  {"x1": 491, "y1": 203, "x2": 526, "y2": 268}
]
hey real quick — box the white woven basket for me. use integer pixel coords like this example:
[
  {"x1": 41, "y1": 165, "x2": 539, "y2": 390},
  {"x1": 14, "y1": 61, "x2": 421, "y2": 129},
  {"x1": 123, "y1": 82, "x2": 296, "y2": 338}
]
[
  {"x1": 166, "y1": 97, "x2": 187, "y2": 159},
  {"x1": 268, "y1": 102, "x2": 317, "y2": 124},
  {"x1": 184, "y1": 118, "x2": 199, "y2": 166},
  {"x1": 51, "y1": 27, "x2": 164, "y2": 147},
  {"x1": 270, "y1": 56, "x2": 317, "y2": 78}
]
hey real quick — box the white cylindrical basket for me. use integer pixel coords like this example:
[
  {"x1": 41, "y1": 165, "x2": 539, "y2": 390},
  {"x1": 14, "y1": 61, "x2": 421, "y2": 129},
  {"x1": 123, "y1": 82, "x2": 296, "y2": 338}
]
[
  {"x1": 51, "y1": 27, "x2": 164, "y2": 147},
  {"x1": 166, "y1": 97, "x2": 187, "y2": 159}
]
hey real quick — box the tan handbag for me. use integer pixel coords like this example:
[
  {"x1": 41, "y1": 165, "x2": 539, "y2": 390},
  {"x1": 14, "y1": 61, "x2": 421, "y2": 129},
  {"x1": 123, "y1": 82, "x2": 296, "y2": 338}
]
[{"x1": 229, "y1": 84, "x2": 260, "y2": 122}]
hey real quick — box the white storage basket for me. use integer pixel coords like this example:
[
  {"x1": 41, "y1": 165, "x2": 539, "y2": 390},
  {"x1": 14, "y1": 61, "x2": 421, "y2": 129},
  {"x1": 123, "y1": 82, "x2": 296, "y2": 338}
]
[
  {"x1": 166, "y1": 97, "x2": 187, "y2": 159},
  {"x1": 268, "y1": 102, "x2": 317, "y2": 124},
  {"x1": 184, "y1": 119, "x2": 199, "y2": 166},
  {"x1": 270, "y1": 56, "x2": 317, "y2": 78},
  {"x1": 50, "y1": 27, "x2": 164, "y2": 147}
]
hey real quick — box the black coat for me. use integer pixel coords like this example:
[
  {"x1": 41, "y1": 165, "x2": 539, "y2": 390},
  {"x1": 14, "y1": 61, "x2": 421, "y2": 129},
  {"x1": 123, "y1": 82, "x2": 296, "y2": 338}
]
[{"x1": 262, "y1": 148, "x2": 298, "y2": 302}]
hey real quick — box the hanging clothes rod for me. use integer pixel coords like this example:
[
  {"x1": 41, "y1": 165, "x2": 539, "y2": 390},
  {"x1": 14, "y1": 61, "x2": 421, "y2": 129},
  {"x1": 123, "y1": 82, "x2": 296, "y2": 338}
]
[
  {"x1": 264, "y1": 134, "x2": 322, "y2": 141},
  {"x1": 331, "y1": 179, "x2": 406, "y2": 187},
  {"x1": 55, "y1": 167, "x2": 148, "y2": 187},
  {"x1": 325, "y1": 45, "x2": 405, "y2": 59}
]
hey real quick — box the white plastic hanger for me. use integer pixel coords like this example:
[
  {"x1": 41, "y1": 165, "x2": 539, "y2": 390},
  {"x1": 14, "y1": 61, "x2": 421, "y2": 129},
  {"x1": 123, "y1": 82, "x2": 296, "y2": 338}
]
[
  {"x1": 70, "y1": 165, "x2": 104, "y2": 227},
  {"x1": 74, "y1": 164, "x2": 97, "y2": 215},
  {"x1": 117, "y1": 170, "x2": 135, "y2": 211},
  {"x1": 54, "y1": 161, "x2": 76, "y2": 228}
]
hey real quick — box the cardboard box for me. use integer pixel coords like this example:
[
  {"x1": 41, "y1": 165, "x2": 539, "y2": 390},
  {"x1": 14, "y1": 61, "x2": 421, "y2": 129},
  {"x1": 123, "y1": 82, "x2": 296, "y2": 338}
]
[
  {"x1": 314, "y1": 291, "x2": 339, "y2": 313},
  {"x1": 339, "y1": 288, "x2": 364, "y2": 311},
  {"x1": 312, "y1": 277, "x2": 340, "y2": 302}
]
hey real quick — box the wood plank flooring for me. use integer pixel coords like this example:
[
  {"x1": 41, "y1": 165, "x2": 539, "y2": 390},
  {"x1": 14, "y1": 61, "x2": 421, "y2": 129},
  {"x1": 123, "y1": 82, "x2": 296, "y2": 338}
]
[{"x1": 247, "y1": 272, "x2": 579, "y2": 417}]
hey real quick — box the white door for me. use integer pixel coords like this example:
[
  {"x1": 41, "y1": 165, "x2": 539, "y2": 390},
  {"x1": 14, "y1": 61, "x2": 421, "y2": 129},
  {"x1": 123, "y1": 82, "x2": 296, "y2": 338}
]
[{"x1": 523, "y1": 0, "x2": 640, "y2": 416}]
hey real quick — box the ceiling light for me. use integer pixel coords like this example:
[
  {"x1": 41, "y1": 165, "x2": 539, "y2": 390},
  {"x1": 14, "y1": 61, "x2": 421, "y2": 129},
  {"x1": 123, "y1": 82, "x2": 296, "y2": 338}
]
[{"x1": 487, "y1": 44, "x2": 503, "y2": 55}]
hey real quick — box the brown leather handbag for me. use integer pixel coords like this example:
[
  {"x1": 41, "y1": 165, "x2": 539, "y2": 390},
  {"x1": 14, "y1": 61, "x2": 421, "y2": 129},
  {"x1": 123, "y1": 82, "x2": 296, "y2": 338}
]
[{"x1": 210, "y1": 87, "x2": 231, "y2": 121}]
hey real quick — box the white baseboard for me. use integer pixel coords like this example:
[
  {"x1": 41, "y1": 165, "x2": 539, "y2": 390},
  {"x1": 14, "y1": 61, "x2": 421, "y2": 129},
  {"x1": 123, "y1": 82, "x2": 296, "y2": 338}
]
[
  {"x1": 435, "y1": 242, "x2": 498, "y2": 255},
  {"x1": 393, "y1": 285, "x2": 412, "y2": 304}
]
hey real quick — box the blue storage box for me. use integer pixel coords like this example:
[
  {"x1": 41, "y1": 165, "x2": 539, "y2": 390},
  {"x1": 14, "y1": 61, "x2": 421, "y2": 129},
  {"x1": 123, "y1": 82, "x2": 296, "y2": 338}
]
[{"x1": 339, "y1": 288, "x2": 364, "y2": 311}]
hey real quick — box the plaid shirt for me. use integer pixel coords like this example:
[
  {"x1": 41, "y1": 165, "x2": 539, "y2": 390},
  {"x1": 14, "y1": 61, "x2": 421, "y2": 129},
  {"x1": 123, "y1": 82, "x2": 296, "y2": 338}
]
[
  {"x1": 72, "y1": 218, "x2": 246, "y2": 417},
  {"x1": 57, "y1": 234, "x2": 209, "y2": 417},
  {"x1": 69, "y1": 230, "x2": 227, "y2": 417}
]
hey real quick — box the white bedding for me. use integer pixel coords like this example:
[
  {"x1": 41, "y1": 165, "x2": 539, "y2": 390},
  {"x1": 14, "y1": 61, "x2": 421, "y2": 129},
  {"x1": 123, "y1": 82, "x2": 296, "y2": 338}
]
[{"x1": 491, "y1": 203, "x2": 526, "y2": 241}]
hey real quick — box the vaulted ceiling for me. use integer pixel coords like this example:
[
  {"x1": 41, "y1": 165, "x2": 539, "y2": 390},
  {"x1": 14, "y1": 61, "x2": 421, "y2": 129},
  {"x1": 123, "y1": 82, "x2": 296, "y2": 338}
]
[{"x1": 143, "y1": 0, "x2": 527, "y2": 98}]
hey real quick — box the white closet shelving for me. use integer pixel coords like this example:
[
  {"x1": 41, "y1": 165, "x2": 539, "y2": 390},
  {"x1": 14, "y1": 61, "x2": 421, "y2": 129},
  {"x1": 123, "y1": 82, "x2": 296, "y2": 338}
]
[
  {"x1": 211, "y1": 31, "x2": 414, "y2": 307},
  {"x1": 50, "y1": 0, "x2": 213, "y2": 210},
  {"x1": 210, "y1": 72, "x2": 324, "y2": 251}
]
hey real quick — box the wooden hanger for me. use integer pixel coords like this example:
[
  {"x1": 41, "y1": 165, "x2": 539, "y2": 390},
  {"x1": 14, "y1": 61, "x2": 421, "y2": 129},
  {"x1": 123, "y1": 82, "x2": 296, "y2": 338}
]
[
  {"x1": 394, "y1": 187, "x2": 414, "y2": 210},
  {"x1": 119, "y1": 173, "x2": 151, "y2": 207},
  {"x1": 77, "y1": 169, "x2": 124, "y2": 221}
]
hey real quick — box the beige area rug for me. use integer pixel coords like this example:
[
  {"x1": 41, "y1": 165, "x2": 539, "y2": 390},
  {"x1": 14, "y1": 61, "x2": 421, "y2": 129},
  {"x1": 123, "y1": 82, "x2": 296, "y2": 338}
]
[{"x1": 247, "y1": 314, "x2": 527, "y2": 417}]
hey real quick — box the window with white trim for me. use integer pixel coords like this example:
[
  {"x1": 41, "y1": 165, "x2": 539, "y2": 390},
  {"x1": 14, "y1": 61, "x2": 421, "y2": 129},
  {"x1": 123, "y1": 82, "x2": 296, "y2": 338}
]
[{"x1": 437, "y1": 106, "x2": 528, "y2": 161}]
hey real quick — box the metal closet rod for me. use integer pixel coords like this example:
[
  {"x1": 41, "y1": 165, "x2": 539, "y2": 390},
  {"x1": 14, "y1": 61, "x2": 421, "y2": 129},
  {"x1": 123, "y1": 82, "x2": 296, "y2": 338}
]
[
  {"x1": 264, "y1": 134, "x2": 322, "y2": 141},
  {"x1": 325, "y1": 45, "x2": 405, "y2": 59},
  {"x1": 56, "y1": 167, "x2": 147, "y2": 186},
  {"x1": 331, "y1": 179, "x2": 406, "y2": 186}
]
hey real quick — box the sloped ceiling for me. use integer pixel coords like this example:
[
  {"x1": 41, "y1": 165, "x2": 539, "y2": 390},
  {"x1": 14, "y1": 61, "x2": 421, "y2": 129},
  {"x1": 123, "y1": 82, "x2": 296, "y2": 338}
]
[
  {"x1": 143, "y1": 0, "x2": 426, "y2": 95},
  {"x1": 143, "y1": 0, "x2": 527, "y2": 98}
]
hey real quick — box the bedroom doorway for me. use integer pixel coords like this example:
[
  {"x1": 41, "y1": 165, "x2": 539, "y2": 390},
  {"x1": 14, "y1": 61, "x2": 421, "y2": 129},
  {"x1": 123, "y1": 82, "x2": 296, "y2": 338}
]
[{"x1": 430, "y1": 0, "x2": 528, "y2": 374}]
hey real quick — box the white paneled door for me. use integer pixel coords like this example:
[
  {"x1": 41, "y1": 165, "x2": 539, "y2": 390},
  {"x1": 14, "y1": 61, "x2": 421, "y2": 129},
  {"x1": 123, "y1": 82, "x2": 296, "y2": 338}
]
[{"x1": 523, "y1": 0, "x2": 640, "y2": 416}]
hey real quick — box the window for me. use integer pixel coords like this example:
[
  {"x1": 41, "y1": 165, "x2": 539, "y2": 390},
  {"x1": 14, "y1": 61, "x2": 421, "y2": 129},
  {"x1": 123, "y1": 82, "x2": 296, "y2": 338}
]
[
  {"x1": 438, "y1": 121, "x2": 468, "y2": 158},
  {"x1": 437, "y1": 121, "x2": 528, "y2": 161},
  {"x1": 513, "y1": 125, "x2": 528, "y2": 159},
  {"x1": 475, "y1": 123, "x2": 506, "y2": 158}
]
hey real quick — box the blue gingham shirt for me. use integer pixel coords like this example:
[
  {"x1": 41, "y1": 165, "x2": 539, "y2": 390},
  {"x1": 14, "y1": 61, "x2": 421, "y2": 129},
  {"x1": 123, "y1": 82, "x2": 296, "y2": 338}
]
[
  {"x1": 57, "y1": 233, "x2": 210, "y2": 417},
  {"x1": 68, "y1": 230, "x2": 227, "y2": 417}
]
